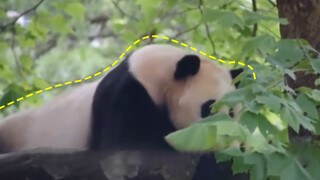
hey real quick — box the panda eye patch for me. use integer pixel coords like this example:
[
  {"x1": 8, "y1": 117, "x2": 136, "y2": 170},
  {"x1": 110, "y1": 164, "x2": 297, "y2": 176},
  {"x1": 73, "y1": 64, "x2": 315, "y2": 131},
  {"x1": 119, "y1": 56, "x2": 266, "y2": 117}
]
[{"x1": 201, "y1": 99, "x2": 216, "y2": 118}]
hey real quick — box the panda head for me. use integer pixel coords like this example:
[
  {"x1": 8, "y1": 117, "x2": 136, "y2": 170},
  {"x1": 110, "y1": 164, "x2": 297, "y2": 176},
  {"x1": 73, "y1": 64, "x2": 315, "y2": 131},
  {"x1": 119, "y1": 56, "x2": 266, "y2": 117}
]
[{"x1": 129, "y1": 44, "x2": 242, "y2": 129}]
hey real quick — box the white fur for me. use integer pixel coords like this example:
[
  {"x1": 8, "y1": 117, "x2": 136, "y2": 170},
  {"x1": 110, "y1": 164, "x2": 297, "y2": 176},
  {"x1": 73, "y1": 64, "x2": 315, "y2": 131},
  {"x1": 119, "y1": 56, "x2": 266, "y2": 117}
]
[
  {"x1": 0, "y1": 81, "x2": 100, "y2": 152},
  {"x1": 0, "y1": 44, "x2": 237, "y2": 152},
  {"x1": 129, "y1": 44, "x2": 236, "y2": 129}
]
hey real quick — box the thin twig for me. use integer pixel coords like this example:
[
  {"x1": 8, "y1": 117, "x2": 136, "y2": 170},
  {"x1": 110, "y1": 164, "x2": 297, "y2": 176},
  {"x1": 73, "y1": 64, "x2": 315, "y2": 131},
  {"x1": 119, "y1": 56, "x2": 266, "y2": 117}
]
[
  {"x1": 160, "y1": 8, "x2": 197, "y2": 21},
  {"x1": 172, "y1": 23, "x2": 202, "y2": 40},
  {"x1": 252, "y1": 0, "x2": 258, "y2": 37},
  {"x1": 267, "y1": 0, "x2": 276, "y2": 7},
  {"x1": 10, "y1": 27, "x2": 23, "y2": 78},
  {"x1": 198, "y1": 0, "x2": 216, "y2": 54},
  {"x1": 0, "y1": 0, "x2": 45, "y2": 32},
  {"x1": 110, "y1": 0, "x2": 139, "y2": 22}
]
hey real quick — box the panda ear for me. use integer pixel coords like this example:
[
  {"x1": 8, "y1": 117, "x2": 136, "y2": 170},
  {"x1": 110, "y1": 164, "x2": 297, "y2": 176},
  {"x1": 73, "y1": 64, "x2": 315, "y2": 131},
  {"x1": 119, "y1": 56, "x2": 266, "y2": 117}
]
[
  {"x1": 230, "y1": 69, "x2": 243, "y2": 79},
  {"x1": 174, "y1": 55, "x2": 200, "y2": 80}
]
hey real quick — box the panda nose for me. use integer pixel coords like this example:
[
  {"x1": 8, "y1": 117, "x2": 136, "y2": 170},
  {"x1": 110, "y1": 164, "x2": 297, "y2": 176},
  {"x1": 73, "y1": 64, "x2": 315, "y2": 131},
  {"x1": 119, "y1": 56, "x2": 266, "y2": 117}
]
[{"x1": 201, "y1": 99, "x2": 216, "y2": 118}]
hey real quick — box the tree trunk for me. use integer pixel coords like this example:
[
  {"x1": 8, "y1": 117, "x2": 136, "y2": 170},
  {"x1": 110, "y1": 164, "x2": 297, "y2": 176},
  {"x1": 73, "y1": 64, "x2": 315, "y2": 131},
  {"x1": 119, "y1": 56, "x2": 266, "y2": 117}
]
[{"x1": 276, "y1": 0, "x2": 320, "y2": 137}]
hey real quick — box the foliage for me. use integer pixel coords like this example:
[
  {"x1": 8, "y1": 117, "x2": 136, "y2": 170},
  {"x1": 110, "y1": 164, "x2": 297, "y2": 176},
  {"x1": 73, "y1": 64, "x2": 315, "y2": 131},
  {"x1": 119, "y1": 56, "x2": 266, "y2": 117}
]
[{"x1": 0, "y1": 0, "x2": 319, "y2": 179}]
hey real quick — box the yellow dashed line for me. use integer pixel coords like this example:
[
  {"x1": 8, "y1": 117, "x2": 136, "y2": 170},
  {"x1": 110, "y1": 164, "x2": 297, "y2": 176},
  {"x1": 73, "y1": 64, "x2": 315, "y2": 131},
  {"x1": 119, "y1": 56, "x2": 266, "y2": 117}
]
[
  {"x1": 181, "y1": 43, "x2": 188, "y2": 47},
  {"x1": 126, "y1": 46, "x2": 132, "y2": 52},
  {"x1": 119, "y1": 53, "x2": 125, "y2": 59},
  {"x1": 161, "y1": 36, "x2": 169, "y2": 40},
  {"x1": 94, "y1": 72, "x2": 101, "y2": 76},
  {"x1": 7, "y1": 101, "x2": 14, "y2": 106},
  {"x1": 199, "y1": 51, "x2": 206, "y2": 56},
  {"x1": 112, "y1": 60, "x2": 118, "y2": 66},
  {"x1": 84, "y1": 76, "x2": 92, "y2": 80},
  {"x1": 134, "y1": 40, "x2": 140, "y2": 44},
  {"x1": 0, "y1": 34, "x2": 256, "y2": 110},
  {"x1": 171, "y1": 39, "x2": 178, "y2": 43},
  {"x1": 190, "y1": 47, "x2": 197, "y2": 51},
  {"x1": 219, "y1": 59, "x2": 226, "y2": 63},
  {"x1": 209, "y1": 55, "x2": 216, "y2": 60}
]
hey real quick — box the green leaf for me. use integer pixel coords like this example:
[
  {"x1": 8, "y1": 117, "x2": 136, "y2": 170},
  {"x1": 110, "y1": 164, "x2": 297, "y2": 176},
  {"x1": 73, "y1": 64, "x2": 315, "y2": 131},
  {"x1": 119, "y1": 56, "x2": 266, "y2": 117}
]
[
  {"x1": 219, "y1": 87, "x2": 253, "y2": 107},
  {"x1": 270, "y1": 40, "x2": 304, "y2": 68},
  {"x1": 311, "y1": 90, "x2": 320, "y2": 102},
  {"x1": 0, "y1": 10, "x2": 6, "y2": 18},
  {"x1": 243, "y1": 10, "x2": 288, "y2": 25},
  {"x1": 0, "y1": 42, "x2": 9, "y2": 51},
  {"x1": 64, "y1": 2, "x2": 85, "y2": 19},
  {"x1": 135, "y1": 0, "x2": 161, "y2": 17},
  {"x1": 203, "y1": 9, "x2": 243, "y2": 29},
  {"x1": 295, "y1": 94, "x2": 319, "y2": 120},
  {"x1": 165, "y1": 0, "x2": 178, "y2": 8},
  {"x1": 27, "y1": 19, "x2": 49, "y2": 40},
  {"x1": 310, "y1": 58, "x2": 320, "y2": 74},
  {"x1": 165, "y1": 123, "x2": 218, "y2": 151},
  {"x1": 266, "y1": 153, "x2": 314, "y2": 180},
  {"x1": 0, "y1": 84, "x2": 27, "y2": 108},
  {"x1": 244, "y1": 100, "x2": 263, "y2": 114},
  {"x1": 242, "y1": 34, "x2": 276, "y2": 56},
  {"x1": 0, "y1": 65, "x2": 15, "y2": 83},
  {"x1": 51, "y1": 14, "x2": 73, "y2": 34},
  {"x1": 315, "y1": 78, "x2": 320, "y2": 86},
  {"x1": 256, "y1": 94, "x2": 282, "y2": 113},
  {"x1": 243, "y1": 153, "x2": 266, "y2": 180},
  {"x1": 280, "y1": 106, "x2": 314, "y2": 133},
  {"x1": 240, "y1": 112, "x2": 278, "y2": 137},
  {"x1": 33, "y1": 78, "x2": 49, "y2": 89},
  {"x1": 232, "y1": 156, "x2": 251, "y2": 174},
  {"x1": 19, "y1": 54, "x2": 32, "y2": 70}
]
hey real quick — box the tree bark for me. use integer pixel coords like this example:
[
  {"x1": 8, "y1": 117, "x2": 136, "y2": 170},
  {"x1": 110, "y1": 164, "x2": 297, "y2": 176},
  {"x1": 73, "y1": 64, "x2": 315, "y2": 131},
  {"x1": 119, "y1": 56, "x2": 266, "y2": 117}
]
[
  {"x1": 0, "y1": 148, "x2": 248, "y2": 180},
  {"x1": 0, "y1": 148, "x2": 200, "y2": 180},
  {"x1": 276, "y1": 0, "x2": 320, "y2": 137}
]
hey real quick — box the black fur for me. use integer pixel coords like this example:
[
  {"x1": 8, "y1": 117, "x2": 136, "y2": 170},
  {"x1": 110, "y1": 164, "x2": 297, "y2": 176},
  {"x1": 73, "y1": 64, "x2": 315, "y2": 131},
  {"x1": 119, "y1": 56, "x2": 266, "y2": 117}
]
[
  {"x1": 174, "y1": 55, "x2": 200, "y2": 80},
  {"x1": 230, "y1": 69, "x2": 243, "y2": 80},
  {"x1": 89, "y1": 53, "x2": 247, "y2": 180},
  {"x1": 230, "y1": 69, "x2": 243, "y2": 88},
  {"x1": 89, "y1": 55, "x2": 176, "y2": 151}
]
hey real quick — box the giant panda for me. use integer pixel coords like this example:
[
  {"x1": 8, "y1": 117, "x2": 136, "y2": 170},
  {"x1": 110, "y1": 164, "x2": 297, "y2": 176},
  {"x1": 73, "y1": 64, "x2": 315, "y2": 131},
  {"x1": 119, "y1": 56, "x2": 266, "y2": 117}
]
[
  {"x1": 0, "y1": 44, "x2": 242, "y2": 152},
  {"x1": 0, "y1": 44, "x2": 244, "y2": 178}
]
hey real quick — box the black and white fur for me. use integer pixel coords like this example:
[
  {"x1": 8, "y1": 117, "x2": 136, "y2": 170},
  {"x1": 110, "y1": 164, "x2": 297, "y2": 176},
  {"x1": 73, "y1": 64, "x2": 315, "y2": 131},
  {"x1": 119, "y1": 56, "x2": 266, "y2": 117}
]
[{"x1": 0, "y1": 44, "x2": 242, "y2": 153}]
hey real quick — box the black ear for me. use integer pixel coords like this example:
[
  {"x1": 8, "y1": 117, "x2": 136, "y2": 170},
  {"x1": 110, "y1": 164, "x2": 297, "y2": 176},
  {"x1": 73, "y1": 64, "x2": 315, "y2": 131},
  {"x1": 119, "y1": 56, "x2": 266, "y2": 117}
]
[
  {"x1": 230, "y1": 69, "x2": 243, "y2": 79},
  {"x1": 174, "y1": 55, "x2": 200, "y2": 80}
]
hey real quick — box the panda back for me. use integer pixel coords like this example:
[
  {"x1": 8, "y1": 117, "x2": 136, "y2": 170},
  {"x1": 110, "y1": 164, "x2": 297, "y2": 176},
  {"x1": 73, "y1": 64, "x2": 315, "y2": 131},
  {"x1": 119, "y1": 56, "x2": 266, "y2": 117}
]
[{"x1": 0, "y1": 81, "x2": 100, "y2": 152}]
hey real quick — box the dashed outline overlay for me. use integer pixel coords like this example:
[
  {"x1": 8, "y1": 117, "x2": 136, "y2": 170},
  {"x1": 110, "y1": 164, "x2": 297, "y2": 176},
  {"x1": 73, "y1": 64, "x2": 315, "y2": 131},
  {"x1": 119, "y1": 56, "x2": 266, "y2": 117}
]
[{"x1": 0, "y1": 35, "x2": 256, "y2": 110}]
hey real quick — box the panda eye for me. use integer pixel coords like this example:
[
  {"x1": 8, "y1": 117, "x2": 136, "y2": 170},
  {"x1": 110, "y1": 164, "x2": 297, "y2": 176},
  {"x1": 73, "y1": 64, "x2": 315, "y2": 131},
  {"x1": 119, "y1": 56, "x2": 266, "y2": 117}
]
[
  {"x1": 201, "y1": 99, "x2": 216, "y2": 118},
  {"x1": 229, "y1": 109, "x2": 234, "y2": 118}
]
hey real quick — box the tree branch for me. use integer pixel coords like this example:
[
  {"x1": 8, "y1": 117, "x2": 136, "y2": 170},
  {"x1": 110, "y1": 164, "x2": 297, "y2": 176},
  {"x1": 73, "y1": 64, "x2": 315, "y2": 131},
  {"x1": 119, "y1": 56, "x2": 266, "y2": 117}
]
[
  {"x1": 110, "y1": 0, "x2": 139, "y2": 22},
  {"x1": 0, "y1": 0, "x2": 45, "y2": 32},
  {"x1": 252, "y1": 0, "x2": 258, "y2": 37},
  {"x1": 267, "y1": 0, "x2": 276, "y2": 7},
  {"x1": 198, "y1": 0, "x2": 216, "y2": 54},
  {"x1": 172, "y1": 23, "x2": 202, "y2": 40}
]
